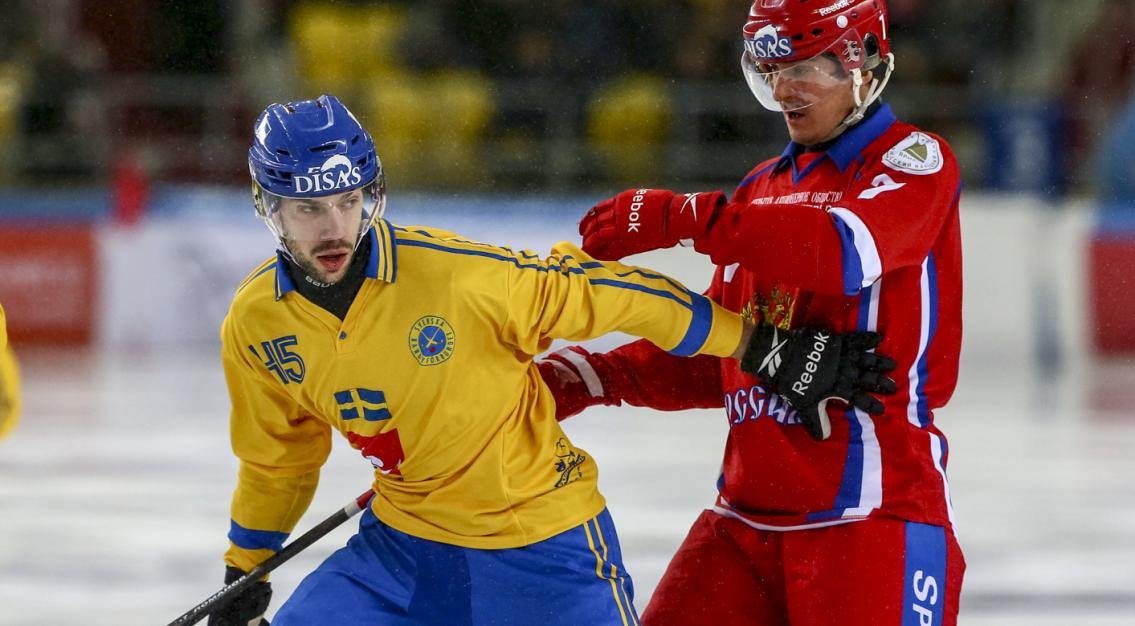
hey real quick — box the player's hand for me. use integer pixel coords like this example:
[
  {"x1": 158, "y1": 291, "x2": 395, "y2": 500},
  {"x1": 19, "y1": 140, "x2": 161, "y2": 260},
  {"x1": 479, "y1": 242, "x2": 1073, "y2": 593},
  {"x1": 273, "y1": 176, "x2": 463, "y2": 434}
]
[
  {"x1": 537, "y1": 346, "x2": 619, "y2": 420},
  {"x1": 579, "y1": 188, "x2": 725, "y2": 260},
  {"x1": 740, "y1": 324, "x2": 897, "y2": 441},
  {"x1": 208, "y1": 566, "x2": 272, "y2": 626}
]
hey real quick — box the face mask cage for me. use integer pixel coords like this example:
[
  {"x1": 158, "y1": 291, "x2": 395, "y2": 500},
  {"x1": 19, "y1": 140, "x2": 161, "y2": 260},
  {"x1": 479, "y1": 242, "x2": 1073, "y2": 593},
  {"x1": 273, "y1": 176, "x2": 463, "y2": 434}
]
[
  {"x1": 252, "y1": 175, "x2": 386, "y2": 261},
  {"x1": 742, "y1": 27, "x2": 878, "y2": 112}
]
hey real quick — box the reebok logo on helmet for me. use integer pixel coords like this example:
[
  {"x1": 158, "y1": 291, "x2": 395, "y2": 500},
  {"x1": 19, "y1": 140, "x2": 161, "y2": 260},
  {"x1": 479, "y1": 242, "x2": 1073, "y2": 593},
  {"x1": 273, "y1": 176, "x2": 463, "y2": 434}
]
[
  {"x1": 818, "y1": 0, "x2": 853, "y2": 17},
  {"x1": 293, "y1": 154, "x2": 363, "y2": 194}
]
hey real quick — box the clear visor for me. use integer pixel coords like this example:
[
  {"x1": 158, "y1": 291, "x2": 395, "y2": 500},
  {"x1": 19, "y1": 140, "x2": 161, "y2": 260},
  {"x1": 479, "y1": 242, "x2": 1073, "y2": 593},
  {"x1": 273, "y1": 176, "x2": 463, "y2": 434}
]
[
  {"x1": 253, "y1": 177, "x2": 386, "y2": 259},
  {"x1": 741, "y1": 30, "x2": 868, "y2": 113}
]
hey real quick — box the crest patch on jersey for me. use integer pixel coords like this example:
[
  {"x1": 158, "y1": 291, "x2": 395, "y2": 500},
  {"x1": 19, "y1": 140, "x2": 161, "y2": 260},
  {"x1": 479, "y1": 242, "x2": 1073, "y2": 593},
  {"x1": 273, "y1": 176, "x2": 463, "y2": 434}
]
[
  {"x1": 553, "y1": 437, "x2": 586, "y2": 488},
  {"x1": 408, "y1": 315, "x2": 455, "y2": 366},
  {"x1": 882, "y1": 132, "x2": 943, "y2": 175}
]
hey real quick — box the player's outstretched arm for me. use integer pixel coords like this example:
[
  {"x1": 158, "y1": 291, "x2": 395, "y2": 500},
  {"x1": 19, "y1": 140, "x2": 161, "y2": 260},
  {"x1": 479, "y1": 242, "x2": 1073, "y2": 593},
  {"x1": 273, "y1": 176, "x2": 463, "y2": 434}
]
[
  {"x1": 739, "y1": 324, "x2": 897, "y2": 440},
  {"x1": 501, "y1": 241, "x2": 746, "y2": 361},
  {"x1": 538, "y1": 340, "x2": 725, "y2": 421},
  {"x1": 579, "y1": 140, "x2": 960, "y2": 298}
]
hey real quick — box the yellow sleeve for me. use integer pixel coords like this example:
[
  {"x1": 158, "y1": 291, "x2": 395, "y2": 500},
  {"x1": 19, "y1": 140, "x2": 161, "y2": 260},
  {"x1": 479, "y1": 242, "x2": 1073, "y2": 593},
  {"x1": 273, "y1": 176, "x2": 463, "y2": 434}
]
[
  {"x1": 220, "y1": 312, "x2": 332, "y2": 573},
  {"x1": 0, "y1": 302, "x2": 19, "y2": 440},
  {"x1": 501, "y1": 241, "x2": 743, "y2": 358},
  {"x1": 0, "y1": 345, "x2": 19, "y2": 440}
]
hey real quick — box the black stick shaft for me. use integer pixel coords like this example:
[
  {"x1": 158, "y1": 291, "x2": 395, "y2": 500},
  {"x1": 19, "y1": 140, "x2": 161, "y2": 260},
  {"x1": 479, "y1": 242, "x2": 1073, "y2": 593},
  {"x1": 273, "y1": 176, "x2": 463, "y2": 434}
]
[{"x1": 167, "y1": 490, "x2": 374, "y2": 626}]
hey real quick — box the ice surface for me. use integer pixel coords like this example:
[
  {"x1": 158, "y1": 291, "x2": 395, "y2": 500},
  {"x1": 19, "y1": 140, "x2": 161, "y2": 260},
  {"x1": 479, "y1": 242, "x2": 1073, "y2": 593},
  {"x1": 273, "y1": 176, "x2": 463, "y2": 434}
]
[
  {"x1": 1, "y1": 345, "x2": 1133, "y2": 625},
  {"x1": 1, "y1": 201, "x2": 1132, "y2": 624}
]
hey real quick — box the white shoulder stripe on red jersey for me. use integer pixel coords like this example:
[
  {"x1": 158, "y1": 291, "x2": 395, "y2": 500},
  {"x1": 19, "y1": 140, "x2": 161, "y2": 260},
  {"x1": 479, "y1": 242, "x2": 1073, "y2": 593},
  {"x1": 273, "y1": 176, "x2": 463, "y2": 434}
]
[
  {"x1": 829, "y1": 207, "x2": 882, "y2": 289},
  {"x1": 906, "y1": 256, "x2": 933, "y2": 427},
  {"x1": 929, "y1": 432, "x2": 957, "y2": 530}
]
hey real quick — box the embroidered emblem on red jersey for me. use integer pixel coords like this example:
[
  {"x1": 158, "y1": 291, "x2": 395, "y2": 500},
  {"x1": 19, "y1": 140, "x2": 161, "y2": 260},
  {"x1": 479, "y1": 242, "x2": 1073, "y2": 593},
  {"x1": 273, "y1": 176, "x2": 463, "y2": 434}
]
[
  {"x1": 883, "y1": 132, "x2": 943, "y2": 175},
  {"x1": 741, "y1": 285, "x2": 797, "y2": 329}
]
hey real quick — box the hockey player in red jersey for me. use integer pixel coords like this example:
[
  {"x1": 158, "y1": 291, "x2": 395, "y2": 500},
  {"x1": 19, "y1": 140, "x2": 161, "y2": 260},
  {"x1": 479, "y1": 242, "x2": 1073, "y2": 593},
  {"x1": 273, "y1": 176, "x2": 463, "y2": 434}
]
[{"x1": 540, "y1": 1, "x2": 965, "y2": 624}]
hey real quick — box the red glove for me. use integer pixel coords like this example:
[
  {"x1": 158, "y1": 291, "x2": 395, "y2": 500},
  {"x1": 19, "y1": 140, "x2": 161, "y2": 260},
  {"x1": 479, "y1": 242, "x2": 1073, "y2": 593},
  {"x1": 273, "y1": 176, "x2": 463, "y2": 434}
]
[
  {"x1": 579, "y1": 188, "x2": 725, "y2": 260},
  {"x1": 537, "y1": 346, "x2": 620, "y2": 421}
]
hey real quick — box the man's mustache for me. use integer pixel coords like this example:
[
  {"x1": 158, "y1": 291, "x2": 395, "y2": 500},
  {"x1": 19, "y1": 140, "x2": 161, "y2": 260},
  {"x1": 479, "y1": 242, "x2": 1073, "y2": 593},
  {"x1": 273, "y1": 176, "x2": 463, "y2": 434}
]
[{"x1": 311, "y1": 240, "x2": 353, "y2": 255}]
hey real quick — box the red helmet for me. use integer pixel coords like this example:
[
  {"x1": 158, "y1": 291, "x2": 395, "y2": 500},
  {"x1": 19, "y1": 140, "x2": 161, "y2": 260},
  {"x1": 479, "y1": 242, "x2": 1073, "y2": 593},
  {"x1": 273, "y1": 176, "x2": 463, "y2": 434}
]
[
  {"x1": 741, "y1": 0, "x2": 894, "y2": 125},
  {"x1": 743, "y1": 0, "x2": 890, "y2": 69}
]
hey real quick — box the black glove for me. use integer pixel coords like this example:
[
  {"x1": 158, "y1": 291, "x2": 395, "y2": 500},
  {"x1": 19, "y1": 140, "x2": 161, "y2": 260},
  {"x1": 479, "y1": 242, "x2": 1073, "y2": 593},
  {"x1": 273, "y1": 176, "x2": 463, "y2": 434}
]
[
  {"x1": 741, "y1": 323, "x2": 897, "y2": 441},
  {"x1": 207, "y1": 566, "x2": 272, "y2": 626}
]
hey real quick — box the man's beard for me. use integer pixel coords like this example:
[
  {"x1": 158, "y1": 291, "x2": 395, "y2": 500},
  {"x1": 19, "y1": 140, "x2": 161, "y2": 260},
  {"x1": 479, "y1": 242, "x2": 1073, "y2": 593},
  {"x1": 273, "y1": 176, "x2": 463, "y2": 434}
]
[{"x1": 290, "y1": 240, "x2": 354, "y2": 287}]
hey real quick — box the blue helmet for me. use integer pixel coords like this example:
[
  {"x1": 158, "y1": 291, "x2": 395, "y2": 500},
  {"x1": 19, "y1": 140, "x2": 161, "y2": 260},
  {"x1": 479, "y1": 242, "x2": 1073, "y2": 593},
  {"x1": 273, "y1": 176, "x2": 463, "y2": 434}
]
[{"x1": 248, "y1": 94, "x2": 386, "y2": 255}]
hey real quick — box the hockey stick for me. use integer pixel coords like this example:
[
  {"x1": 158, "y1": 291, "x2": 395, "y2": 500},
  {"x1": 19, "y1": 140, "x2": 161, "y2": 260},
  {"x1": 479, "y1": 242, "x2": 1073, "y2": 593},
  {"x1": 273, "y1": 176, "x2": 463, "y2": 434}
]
[{"x1": 167, "y1": 489, "x2": 375, "y2": 626}]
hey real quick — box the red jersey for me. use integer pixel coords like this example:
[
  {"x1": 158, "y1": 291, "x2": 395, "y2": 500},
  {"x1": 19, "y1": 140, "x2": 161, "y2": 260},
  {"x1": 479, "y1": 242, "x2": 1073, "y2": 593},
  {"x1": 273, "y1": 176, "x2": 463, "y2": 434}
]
[{"x1": 597, "y1": 105, "x2": 962, "y2": 531}]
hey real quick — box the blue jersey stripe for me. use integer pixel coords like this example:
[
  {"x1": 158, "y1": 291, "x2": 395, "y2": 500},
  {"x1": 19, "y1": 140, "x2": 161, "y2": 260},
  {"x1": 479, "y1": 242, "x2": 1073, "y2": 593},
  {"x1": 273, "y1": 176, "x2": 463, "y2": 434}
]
[
  {"x1": 812, "y1": 283, "x2": 876, "y2": 520},
  {"x1": 833, "y1": 216, "x2": 865, "y2": 296},
  {"x1": 228, "y1": 520, "x2": 289, "y2": 552},
  {"x1": 791, "y1": 154, "x2": 828, "y2": 184},
  {"x1": 856, "y1": 283, "x2": 873, "y2": 331},
  {"x1": 902, "y1": 522, "x2": 947, "y2": 626},
  {"x1": 668, "y1": 293, "x2": 713, "y2": 357},
  {"x1": 382, "y1": 220, "x2": 400, "y2": 283},
  {"x1": 579, "y1": 261, "x2": 690, "y2": 295},
  {"x1": 832, "y1": 406, "x2": 865, "y2": 512},
  {"x1": 915, "y1": 254, "x2": 939, "y2": 428},
  {"x1": 274, "y1": 252, "x2": 297, "y2": 298},
  {"x1": 396, "y1": 238, "x2": 694, "y2": 309},
  {"x1": 237, "y1": 263, "x2": 275, "y2": 294},
  {"x1": 364, "y1": 225, "x2": 381, "y2": 279},
  {"x1": 396, "y1": 238, "x2": 585, "y2": 274},
  {"x1": 585, "y1": 279, "x2": 692, "y2": 309},
  {"x1": 735, "y1": 162, "x2": 776, "y2": 192}
]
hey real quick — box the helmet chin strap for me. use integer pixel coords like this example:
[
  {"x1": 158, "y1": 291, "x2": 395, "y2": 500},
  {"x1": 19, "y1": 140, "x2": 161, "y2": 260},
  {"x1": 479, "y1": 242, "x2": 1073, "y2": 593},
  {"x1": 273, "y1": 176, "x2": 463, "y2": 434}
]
[{"x1": 817, "y1": 53, "x2": 895, "y2": 144}]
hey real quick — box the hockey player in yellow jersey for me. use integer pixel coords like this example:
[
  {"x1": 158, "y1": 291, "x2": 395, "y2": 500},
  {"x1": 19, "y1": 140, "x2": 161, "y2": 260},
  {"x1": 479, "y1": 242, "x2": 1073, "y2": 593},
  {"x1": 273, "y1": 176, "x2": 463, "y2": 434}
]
[
  {"x1": 209, "y1": 95, "x2": 894, "y2": 626},
  {"x1": 0, "y1": 302, "x2": 21, "y2": 440}
]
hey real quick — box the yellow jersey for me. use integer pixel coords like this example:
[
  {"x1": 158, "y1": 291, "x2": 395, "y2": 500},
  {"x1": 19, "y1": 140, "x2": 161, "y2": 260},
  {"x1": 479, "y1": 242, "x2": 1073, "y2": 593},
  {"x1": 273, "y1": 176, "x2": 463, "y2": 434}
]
[
  {"x1": 0, "y1": 302, "x2": 20, "y2": 440},
  {"x1": 221, "y1": 220, "x2": 743, "y2": 572}
]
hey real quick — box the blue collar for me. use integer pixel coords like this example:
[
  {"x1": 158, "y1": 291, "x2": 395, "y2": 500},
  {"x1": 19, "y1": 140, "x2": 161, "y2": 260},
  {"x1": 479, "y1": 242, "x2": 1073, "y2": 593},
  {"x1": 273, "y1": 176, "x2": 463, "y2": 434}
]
[
  {"x1": 774, "y1": 104, "x2": 898, "y2": 176},
  {"x1": 274, "y1": 219, "x2": 399, "y2": 300}
]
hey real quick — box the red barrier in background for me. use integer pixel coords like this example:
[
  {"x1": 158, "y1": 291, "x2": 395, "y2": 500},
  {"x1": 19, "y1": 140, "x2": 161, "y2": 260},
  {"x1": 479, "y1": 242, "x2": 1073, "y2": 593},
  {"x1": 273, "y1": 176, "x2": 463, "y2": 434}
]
[
  {"x1": 0, "y1": 225, "x2": 98, "y2": 345},
  {"x1": 1090, "y1": 234, "x2": 1135, "y2": 354}
]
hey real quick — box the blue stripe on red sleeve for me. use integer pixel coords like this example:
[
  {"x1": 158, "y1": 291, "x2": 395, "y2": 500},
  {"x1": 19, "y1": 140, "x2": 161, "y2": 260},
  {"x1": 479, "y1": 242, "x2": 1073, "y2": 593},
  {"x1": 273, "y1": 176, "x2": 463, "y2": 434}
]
[
  {"x1": 832, "y1": 216, "x2": 865, "y2": 296},
  {"x1": 915, "y1": 253, "x2": 939, "y2": 428}
]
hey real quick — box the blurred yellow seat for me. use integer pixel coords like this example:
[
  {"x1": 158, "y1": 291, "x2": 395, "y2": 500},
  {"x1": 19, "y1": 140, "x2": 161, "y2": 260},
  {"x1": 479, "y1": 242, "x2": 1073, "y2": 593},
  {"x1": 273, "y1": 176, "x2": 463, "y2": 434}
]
[
  {"x1": 0, "y1": 62, "x2": 27, "y2": 183},
  {"x1": 289, "y1": 3, "x2": 409, "y2": 99},
  {"x1": 365, "y1": 72, "x2": 430, "y2": 185},
  {"x1": 426, "y1": 71, "x2": 494, "y2": 186},
  {"x1": 366, "y1": 70, "x2": 494, "y2": 187},
  {"x1": 588, "y1": 74, "x2": 673, "y2": 182}
]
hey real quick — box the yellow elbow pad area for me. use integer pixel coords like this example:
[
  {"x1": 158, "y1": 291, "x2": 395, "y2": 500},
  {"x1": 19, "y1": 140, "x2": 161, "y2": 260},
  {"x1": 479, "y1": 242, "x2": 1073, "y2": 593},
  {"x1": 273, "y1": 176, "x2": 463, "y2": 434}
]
[{"x1": 0, "y1": 346, "x2": 21, "y2": 440}]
